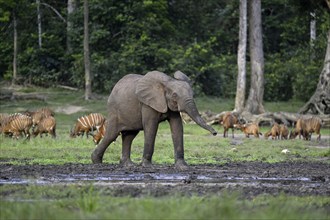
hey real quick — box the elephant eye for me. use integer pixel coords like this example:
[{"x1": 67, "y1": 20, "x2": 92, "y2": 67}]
[{"x1": 172, "y1": 92, "x2": 178, "y2": 99}]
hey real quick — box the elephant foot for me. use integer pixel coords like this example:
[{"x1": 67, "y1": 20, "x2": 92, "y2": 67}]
[
  {"x1": 91, "y1": 151, "x2": 103, "y2": 164},
  {"x1": 120, "y1": 159, "x2": 136, "y2": 168},
  {"x1": 175, "y1": 159, "x2": 189, "y2": 171},
  {"x1": 141, "y1": 158, "x2": 154, "y2": 168}
]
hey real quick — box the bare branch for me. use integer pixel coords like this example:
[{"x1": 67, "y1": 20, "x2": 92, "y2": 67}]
[{"x1": 40, "y1": 2, "x2": 66, "y2": 22}]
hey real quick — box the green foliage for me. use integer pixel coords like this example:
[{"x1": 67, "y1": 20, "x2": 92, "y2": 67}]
[
  {"x1": 76, "y1": 185, "x2": 100, "y2": 212},
  {"x1": 264, "y1": 44, "x2": 324, "y2": 102},
  {"x1": 0, "y1": 0, "x2": 329, "y2": 101}
]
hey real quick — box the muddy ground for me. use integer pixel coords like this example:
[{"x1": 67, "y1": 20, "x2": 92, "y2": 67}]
[{"x1": 1, "y1": 161, "x2": 329, "y2": 198}]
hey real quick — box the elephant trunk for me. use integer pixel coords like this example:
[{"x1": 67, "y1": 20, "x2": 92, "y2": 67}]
[{"x1": 183, "y1": 100, "x2": 217, "y2": 136}]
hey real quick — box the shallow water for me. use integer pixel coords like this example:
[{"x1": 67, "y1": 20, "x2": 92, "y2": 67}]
[{"x1": 0, "y1": 173, "x2": 316, "y2": 185}]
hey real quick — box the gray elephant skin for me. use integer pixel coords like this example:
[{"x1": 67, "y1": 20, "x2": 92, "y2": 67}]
[{"x1": 91, "y1": 70, "x2": 217, "y2": 169}]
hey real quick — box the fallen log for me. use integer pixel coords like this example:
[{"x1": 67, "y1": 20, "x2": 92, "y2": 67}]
[
  {"x1": 57, "y1": 85, "x2": 79, "y2": 91},
  {"x1": 183, "y1": 110, "x2": 330, "y2": 128},
  {"x1": 0, "y1": 91, "x2": 47, "y2": 101},
  {"x1": 12, "y1": 92, "x2": 47, "y2": 101}
]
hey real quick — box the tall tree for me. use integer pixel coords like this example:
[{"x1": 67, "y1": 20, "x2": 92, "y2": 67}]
[
  {"x1": 299, "y1": 30, "x2": 330, "y2": 115},
  {"x1": 234, "y1": 0, "x2": 247, "y2": 113},
  {"x1": 0, "y1": 0, "x2": 30, "y2": 84},
  {"x1": 310, "y1": 11, "x2": 316, "y2": 47},
  {"x1": 36, "y1": 0, "x2": 42, "y2": 49},
  {"x1": 296, "y1": 0, "x2": 330, "y2": 114},
  {"x1": 244, "y1": 0, "x2": 265, "y2": 114},
  {"x1": 66, "y1": 0, "x2": 76, "y2": 53},
  {"x1": 12, "y1": 10, "x2": 17, "y2": 83},
  {"x1": 84, "y1": 0, "x2": 92, "y2": 100}
]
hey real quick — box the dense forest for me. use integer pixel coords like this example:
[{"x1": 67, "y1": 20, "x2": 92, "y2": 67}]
[{"x1": 0, "y1": 0, "x2": 329, "y2": 102}]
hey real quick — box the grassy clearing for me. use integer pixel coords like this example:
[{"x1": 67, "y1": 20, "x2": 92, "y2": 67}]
[
  {"x1": 1, "y1": 87, "x2": 329, "y2": 220},
  {"x1": 0, "y1": 122, "x2": 329, "y2": 165},
  {"x1": 0, "y1": 87, "x2": 329, "y2": 165},
  {"x1": 1, "y1": 185, "x2": 329, "y2": 220}
]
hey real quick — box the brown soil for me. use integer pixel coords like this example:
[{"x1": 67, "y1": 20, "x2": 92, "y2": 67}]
[{"x1": 1, "y1": 162, "x2": 329, "y2": 198}]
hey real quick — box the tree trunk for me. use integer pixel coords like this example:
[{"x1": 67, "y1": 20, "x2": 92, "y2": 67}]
[
  {"x1": 299, "y1": 30, "x2": 330, "y2": 115},
  {"x1": 67, "y1": 0, "x2": 76, "y2": 53},
  {"x1": 84, "y1": 0, "x2": 92, "y2": 100},
  {"x1": 326, "y1": 0, "x2": 330, "y2": 9},
  {"x1": 234, "y1": 0, "x2": 247, "y2": 113},
  {"x1": 310, "y1": 11, "x2": 316, "y2": 48},
  {"x1": 12, "y1": 12, "x2": 17, "y2": 84},
  {"x1": 37, "y1": 0, "x2": 42, "y2": 49},
  {"x1": 244, "y1": 0, "x2": 265, "y2": 114}
]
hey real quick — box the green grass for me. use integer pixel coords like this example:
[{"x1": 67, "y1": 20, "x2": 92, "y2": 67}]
[
  {"x1": 1, "y1": 86, "x2": 329, "y2": 220},
  {"x1": 0, "y1": 87, "x2": 329, "y2": 165},
  {"x1": 0, "y1": 122, "x2": 329, "y2": 165},
  {"x1": 1, "y1": 185, "x2": 329, "y2": 220}
]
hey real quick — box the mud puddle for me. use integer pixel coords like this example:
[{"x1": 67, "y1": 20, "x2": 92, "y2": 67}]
[
  {"x1": 0, "y1": 172, "x2": 316, "y2": 185},
  {"x1": 1, "y1": 162, "x2": 329, "y2": 197}
]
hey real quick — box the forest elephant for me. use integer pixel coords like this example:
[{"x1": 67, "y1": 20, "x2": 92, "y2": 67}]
[{"x1": 91, "y1": 71, "x2": 217, "y2": 169}]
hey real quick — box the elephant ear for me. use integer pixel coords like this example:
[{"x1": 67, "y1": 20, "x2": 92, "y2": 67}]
[
  {"x1": 174, "y1": 71, "x2": 192, "y2": 84},
  {"x1": 136, "y1": 71, "x2": 168, "y2": 113}
]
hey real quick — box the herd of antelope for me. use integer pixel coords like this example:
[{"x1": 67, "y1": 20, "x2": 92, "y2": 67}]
[
  {"x1": 0, "y1": 108, "x2": 323, "y2": 142},
  {"x1": 219, "y1": 112, "x2": 323, "y2": 141},
  {"x1": 0, "y1": 108, "x2": 106, "y2": 143},
  {"x1": 0, "y1": 108, "x2": 56, "y2": 139}
]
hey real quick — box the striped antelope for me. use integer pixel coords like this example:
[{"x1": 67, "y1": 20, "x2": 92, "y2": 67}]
[
  {"x1": 279, "y1": 124, "x2": 289, "y2": 140},
  {"x1": 0, "y1": 113, "x2": 33, "y2": 139},
  {"x1": 303, "y1": 117, "x2": 322, "y2": 141},
  {"x1": 289, "y1": 118, "x2": 304, "y2": 139},
  {"x1": 290, "y1": 116, "x2": 322, "y2": 141},
  {"x1": 70, "y1": 113, "x2": 105, "y2": 138},
  {"x1": 24, "y1": 107, "x2": 55, "y2": 127},
  {"x1": 219, "y1": 112, "x2": 238, "y2": 138},
  {"x1": 33, "y1": 116, "x2": 56, "y2": 138},
  {"x1": 92, "y1": 120, "x2": 107, "y2": 144},
  {"x1": 264, "y1": 122, "x2": 280, "y2": 140},
  {"x1": 234, "y1": 123, "x2": 262, "y2": 138}
]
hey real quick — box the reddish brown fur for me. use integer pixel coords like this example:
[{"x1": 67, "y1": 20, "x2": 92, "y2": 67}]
[
  {"x1": 219, "y1": 112, "x2": 238, "y2": 138},
  {"x1": 290, "y1": 117, "x2": 322, "y2": 141},
  {"x1": 279, "y1": 124, "x2": 289, "y2": 140},
  {"x1": 38, "y1": 107, "x2": 55, "y2": 117},
  {"x1": 33, "y1": 116, "x2": 56, "y2": 138},
  {"x1": 70, "y1": 113, "x2": 105, "y2": 138},
  {"x1": 264, "y1": 123, "x2": 280, "y2": 140},
  {"x1": 301, "y1": 117, "x2": 322, "y2": 141},
  {"x1": 93, "y1": 120, "x2": 107, "y2": 144},
  {"x1": 28, "y1": 111, "x2": 44, "y2": 126},
  {"x1": 234, "y1": 123, "x2": 262, "y2": 138},
  {"x1": 24, "y1": 108, "x2": 55, "y2": 126},
  {"x1": 290, "y1": 118, "x2": 304, "y2": 139},
  {"x1": 0, "y1": 114, "x2": 33, "y2": 139}
]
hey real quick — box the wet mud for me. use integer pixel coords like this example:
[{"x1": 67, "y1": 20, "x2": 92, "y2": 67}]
[{"x1": 1, "y1": 162, "x2": 329, "y2": 197}]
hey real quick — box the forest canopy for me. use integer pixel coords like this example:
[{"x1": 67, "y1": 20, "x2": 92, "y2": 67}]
[{"x1": 0, "y1": 0, "x2": 329, "y2": 102}]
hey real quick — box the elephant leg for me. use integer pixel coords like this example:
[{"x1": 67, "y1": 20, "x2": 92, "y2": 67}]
[
  {"x1": 141, "y1": 107, "x2": 159, "y2": 167},
  {"x1": 168, "y1": 111, "x2": 188, "y2": 170},
  {"x1": 120, "y1": 130, "x2": 139, "y2": 167},
  {"x1": 91, "y1": 128, "x2": 118, "y2": 164}
]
